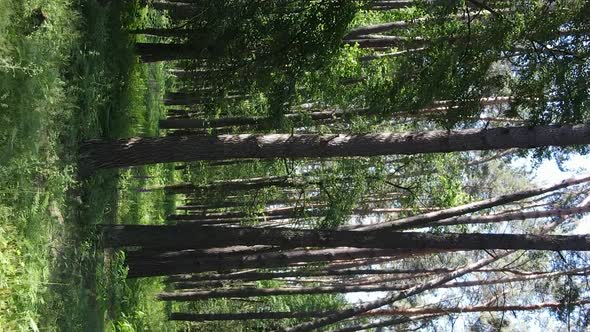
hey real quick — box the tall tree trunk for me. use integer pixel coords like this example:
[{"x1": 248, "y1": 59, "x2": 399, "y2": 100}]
[
  {"x1": 367, "y1": 0, "x2": 414, "y2": 10},
  {"x1": 429, "y1": 204, "x2": 590, "y2": 228},
  {"x1": 160, "y1": 116, "x2": 264, "y2": 129},
  {"x1": 343, "y1": 11, "x2": 497, "y2": 40},
  {"x1": 125, "y1": 245, "x2": 275, "y2": 262},
  {"x1": 125, "y1": 248, "x2": 417, "y2": 278},
  {"x1": 172, "y1": 205, "x2": 426, "y2": 222},
  {"x1": 168, "y1": 68, "x2": 224, "y2": 79},
  {"x1": 80, "y1": 124, "x2": 590, "y2": 173},
  {"x1": 170, "y1": 299, "x2": 590, "y2": 323},
  {"x1": 163, "y1": 92, "x2": 249, "y2": 106},
  {"x1": 344, "y1": 21, "x2": 415, "y2": 40},
  {"x1": 135, "y1": 42, "x2": 207, "y2": 63},
  {"x1": 150, "y1": 175, "x2": 296, "y2": 195},
  {"x1": 169, "y1": 311, "x2": 331, "y2": 322},
  {"x1": 163, "y1": 283, "x2": 413, "y2": 300},
  {"x1": 168, "y1": 213, "x2": 296, "y2": 224},
  {"x1": 345, "y1": 35, "x2": 426, "y2": 49},
  {"x1": 129, "y1": 28, "x2": 198, "y2": 38},
  {"x1": 158, "y1": 108, "x2": 370, "y2": 130},
  {"x1": 165, "y1": 267, "x2": 448, "y2": 283},
  {"x1": 177, "y1": 194, "x2": 319, "y2": 211},
  {"x1": 466, "y1": 148, "x2": 518, "y2": 166},
  {"x1": 362, "y1": 299, "x2": 590, "y2": 317},
  {"x1": 333, "y1": 315, "x2": 436, "y2": 332},
  {"x1": 163, "y1": 267, "x2": 590, "y2": 298},
  {"x1": 151, "y1": 0, "x2": 200, "y2": 19},
  {"x1": 166, "y1": 266, "x2": 551, "y2": 283},
  {"x1": 102, "y1": 224, "x2": 590, "y2": 253}
]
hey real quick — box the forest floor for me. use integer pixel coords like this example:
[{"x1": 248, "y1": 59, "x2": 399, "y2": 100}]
[{"x1": 0, "y1": 0, "x2": 177, "y2": 330}]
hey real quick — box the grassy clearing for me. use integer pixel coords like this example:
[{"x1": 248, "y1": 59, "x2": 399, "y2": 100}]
[
  {"x1": 0, "y1": 0, "x2": 82, "y2": 330},
  {"x1": 0, "y1": 0, "x2": 176, "y2": 330}
]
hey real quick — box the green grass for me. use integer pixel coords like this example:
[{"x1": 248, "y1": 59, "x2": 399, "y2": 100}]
[{"x1": 0, "y1": 0, "x2": 177, "y2": 330}]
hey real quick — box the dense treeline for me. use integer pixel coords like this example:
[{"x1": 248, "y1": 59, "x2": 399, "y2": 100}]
[{"x1": 84, "y1": 0, "x2": 590, "y2": 331}]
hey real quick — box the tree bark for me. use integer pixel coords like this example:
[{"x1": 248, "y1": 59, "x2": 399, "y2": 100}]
[
  {"x1": 135, "y1": 42, "x2": 207, "y2": 63},
  {"x1": 163, "y1": 267, "x2": 590, "y2": 299},
  {"x1": 129, "y1": 28, "x2": 201, "y2": 38},
  {"x1": 343, "y1": 11, "x2": 495, "y2": 40},
  {"x1": 163, "y1": 92, "x2": 249, "y2": 106},
  {"x1": 172, "y1": 205, "x2": 426, "y2": 222},
  {"x1": 170, "y1": 298, "x2": 590, "y2": 323},
  {"x1": 102, "y1": 224, "x2": 590, "y2": 254},
  {"x1": 160, "y1": 116, "x2": 264, "y2": 129},
  {"x1": 345, "y1": 35, "x2": 427, "y2": 49},
  {"x1": 362, "y1": 299, "x2": 590, "y2": 317},
  {"x1": 80, "y1": 124, "x2": 590, "y2": 173},
  {"x1": 367, "y1": 0, "x2": 414, "y2": 10},
  {"x1": 150, "y1": 175, "x2": 296, "y2": 195},
  {"x1": 165, "y1": 266, "x2": 556, "y2": 283},
  {"x1": 165, "y1": 268, "x2": 449, "y2": 283},
  {"x1": 125, "y1": 247, "x2": 417, "y2": 278},
  {"x1": 429, "y1": 204, "x2": 590, "y2": 228},
  {"x1": 151, "y1": 0, "x2": 200, "y2": 19},
  {"x1": 158, "y1": 108, "x2": 370, "y2": 130}
]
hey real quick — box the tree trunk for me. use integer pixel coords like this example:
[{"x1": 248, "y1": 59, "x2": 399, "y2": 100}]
[
  {"x1": 135, "y1": 42, "x2": 207, "y2": 63},
  {"x1": 170, "y1": 298, "x2": 590, "y2": 324},
  {"x1": 150, "y1": 175, "x2": 295, "y2": 195},
  {"x1": 158, "y1": 108, "x2": 369, "y2": 130},
  {"x1": 343, "y1": 11, "x2": 491, "y2": 40},
  {"x1": 168, "y1": 68, "x2": 224, "y2": 79},
  {"x1": 165, "y1": 268, "x2": 445, "y2": 283},
  {"x1": 166, "y1": 266, "x2": 550, "y2": 283},
  {"x1": 151, "y1": 1, "x2": 200, "y2": 19},
  {"x1": 169, "y1": 206, "x2": 319, "y2": 222},
  {"x1": 163, "y1": 284, "x2": 412, "y2": 300},
  {"x1": 125, "y1": 245, "x2": 275, "y2": 263},
  {"x1": 102, "y1": 224, "x2": 590, "y2": 253},
  {"x1": 363, "y1": 299, "x2": 590, "y2": 317},
  {"x1": 344, "y1": 21, "x2": 414, "y2": 40},
  {"x1": 176, "y1": 194, "x2": 315, "y2": 211},
  {"x1": 125, "y1": 247, "x2": 416, "y2": 278},
  {"x1": 80, "y1": 124, "x2": 590, "y2": 173},
  {"x1": 169, "y1": 311, "x2": 331, "y2": 322},
  {"x1": 163, "y1": 92, "x2": 249, "y2": 106},
  {"x1": 466, "y1": 148, "x2": 518, "y2": 166},
  {"x1": 163, "y1": 267, "x2": 590, "y2": 299},
  {"x1": 368, "y1": 0, "x2": 414, "y2": 10},
  {"x1": 171, "y1": 205, "x2": 423, "y2": 222},
  {"x1": 430, "y1": 204, "x2": 590, "y2": 228},
  {"x1": 345, "y1": 35, "x2": 426, "y2": 49},
  {"x1": 129, "y1": 28, "x2": 200, "y2": 38},
  {"x1": 160, "y1": 116, "x2": 264, "y2": 129}
]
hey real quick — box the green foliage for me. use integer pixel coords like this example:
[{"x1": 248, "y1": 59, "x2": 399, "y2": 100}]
[
  {"x1": 509, "y1": 1, "x2": 590, "y2": 125},
  {"x1": 315, "y1": 158, "x2": 383, "y2": 229},
  {"x1": 0, "y1": 0, "x2": 80, "y2": 330},
  {"x1": 171, "y1": 0, "x2": 361, "y2": 121},
  {"x1": 0, "y1": 0, "x2": 178, "y2": 330},
  {"x1": 183, "y1": 284, "x2": 346, "y2": 332}
]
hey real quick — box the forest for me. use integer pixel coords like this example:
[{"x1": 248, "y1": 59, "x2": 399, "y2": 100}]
[{"x1": 2, "y1": 0, "x2": 590, "y2": 331}]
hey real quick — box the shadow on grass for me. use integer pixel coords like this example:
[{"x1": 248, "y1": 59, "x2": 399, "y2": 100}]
[
  {"x1": 37, "y1": 0, "x2": 173, "y2": 330},
  {"x1": 0, "y1": 0, "x2": 174, "y2": 330}
]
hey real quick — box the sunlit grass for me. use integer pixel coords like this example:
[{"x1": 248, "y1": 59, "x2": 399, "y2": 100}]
[{"x1": 0, "y1": 0, "x2": 175, "y2": 330}]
